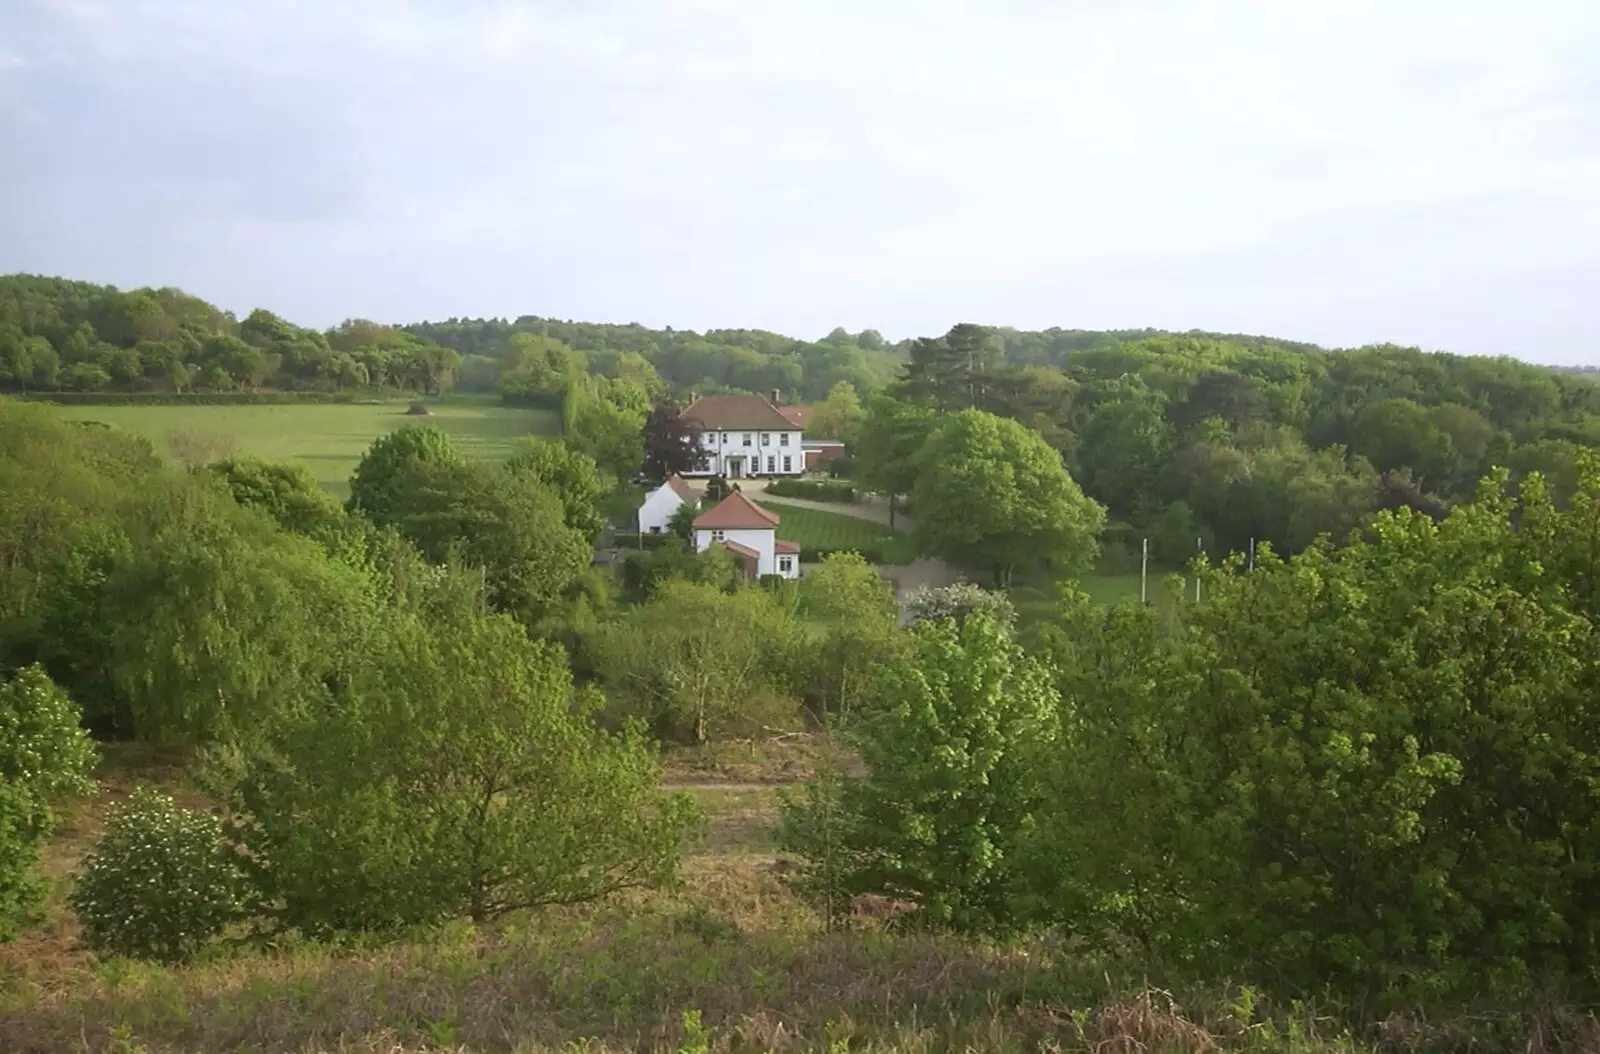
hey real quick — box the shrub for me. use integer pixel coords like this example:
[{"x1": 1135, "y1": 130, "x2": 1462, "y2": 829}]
[
  {"x1": 230, "y1": 601, "x2": 696, "y2": 935},
  {"x1": 1037, "y1": 472, "x2": 1600, "y2": 1005},
  {"x1": 902, "y1": 581, "x2": 1016, "y2": 630},
  {"x1": 778, "y1": 611, "x2": 1057, "y2": 931},
  {"x1": 764, "y1": 478, "x2": 857, "y2": 503},
  {"x1": 799, "y1": 545, "x2": 885, "y2": 565},
  {"x1": 70, "y1": 787, "x2": 253, "y2": 963},
  {"x1": 0, "y1": 665, "x2": 98, "y2": 940}
]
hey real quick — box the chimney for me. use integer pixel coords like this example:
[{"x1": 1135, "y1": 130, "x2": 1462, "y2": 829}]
[{"x1": 769, "y1": 388, "x2": 781, "y2": 405}]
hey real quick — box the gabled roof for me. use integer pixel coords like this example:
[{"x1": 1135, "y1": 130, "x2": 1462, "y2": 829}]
[
  {"x1": 721, "y1": 539, "x2": 761, "y2": 560},
  {"x1": 694, "y1": 490, "x2": 780, "y2": 530},
  {"x1": 776, "y1": 404, "x2": 808, "y2": 428},
  {"x1": 681, "y1": 394, "x2": 795, "y2": 431},
  {"x1": 774, "y1": 538, "x2": 801, "y2": 555},
  {"x1": 664, "y1": 474, "x2": 696, "y2": 502}
]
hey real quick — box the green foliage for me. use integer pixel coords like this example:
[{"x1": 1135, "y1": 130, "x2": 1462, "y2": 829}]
[
  {"x1": 207, "y1": 457, "x2": 345, "y2": 538},
  {"x1": 348, "y1": 428, "x2": 590, "y2": 625},
  {"x1": 594, "y1": 581, "x2": 802, "y2": 744},
  {"x1": 228, "y1": 596, "x2": 697, "y2": 936},
  {"x1": 794, "y1": 553, "x2": 903, "y2": 724},
  {"x1": 0, "y1": 665, "x2": 97, "y2": 940},
  {"x1": 502, "y1": 439, "x2": 607, "y2": 541},
  {"x1": 345, "y1": 424, "x2": 465, "y2": 523},
  {"x1": 69, "y1": 787, "x2": 252, "y2": 963},
  {"x1": 763, "y1": 478, "x2": 857, "y2": 503},
  {"x1": 1037, "y1": 465, "x2": 1600, "y2": 1004},
  {"x1": 910, "y1": 410, "x2": 1106, "y2": 585},
  {"x1": 779, "y1": 612, "x2": 1057, "y2": 931}
]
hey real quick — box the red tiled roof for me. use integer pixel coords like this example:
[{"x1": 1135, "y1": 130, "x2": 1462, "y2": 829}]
[
  {"x1": 693, "y1": 490, "x2": 780, "y2": 529},
  {"x1": 774, "y1": 539, "x2": 800, "y2": 555},
  {"x1": 721, "y1": 539, "x2": 760, "y2": 560},
  {"x1": 777, "y1": 404, "x2": 808, "y2": 428},
  {"x1": 665, "y1": 474, "x2": 696, "y2": 502},
  {"x1": 681, "y1": 394, "x2": 795, "y2": 431}
]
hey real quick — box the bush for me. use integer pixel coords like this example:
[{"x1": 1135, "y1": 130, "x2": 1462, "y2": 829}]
[
  {"x1": 0, "y1": 665, "x2": 98, "y2": 940},
  {"x1": 1038, "y1": 472, "x2": 1600, "y2": 1005},
  {"x1": 764, "y1": 478, "x2": 857, "y2": 503},
  {"x1": 778, "y1": 612, "x2": 1057, "y2": 931},
  {"x1": 612, "y1": 531, "x2": 680, "y2": 551},
  {"x1": 70, "y1": 787, "x2": 252, "y2": 963},
  {"x1": 799, "y1": 545, "x2": 886, "y2": 565}
]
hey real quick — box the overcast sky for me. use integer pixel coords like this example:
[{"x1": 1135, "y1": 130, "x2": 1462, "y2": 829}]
[{"x1": 2, "y1": 1, "x2": 1598, "y2": 361}]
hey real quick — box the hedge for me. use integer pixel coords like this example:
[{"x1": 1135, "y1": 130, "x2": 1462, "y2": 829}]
[
  {"x1": 799, "y1": 545, "x2": 887, "y2": 565},
  {"x1": 611, "y1": 532, "x2": 680, "y2": 551},
  {"x1": 764, "y1": 478, "x2": 858, "y2": 503},
  {"x1": 13, "y1": 391, "x2": 394, "y2": 406}
]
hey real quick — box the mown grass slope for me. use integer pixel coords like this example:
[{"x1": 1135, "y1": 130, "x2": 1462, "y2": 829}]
[{"x1": 52, "y1": 396, "x2": 558, "y2": 497}]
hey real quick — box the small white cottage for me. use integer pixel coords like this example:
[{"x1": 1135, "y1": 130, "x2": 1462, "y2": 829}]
[
  {"x1": 637, "y1": 474, "x2": 698, "y2": 534},
  {"x1": 692, "y1": 490, "x2": 801, "y2": 579}
]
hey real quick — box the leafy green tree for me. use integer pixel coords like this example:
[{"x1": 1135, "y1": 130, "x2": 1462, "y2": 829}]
[
  {"x1": 503, "y1": 440, "x2": 606, "y2": 541},
  {"x1": 70, "y1": 787, "x2": 253, "y2": 963},
  {"x1": 1, "y1": 665, "x2": 97, "y2": 940},
  {"x1": 796, "y1": 552, "x2": 904, "y2": 724},
  {"x1": 853, "y1": 395, "x2": 935, "y2": 529},
  {"x1": 911, "y1": 410, "x2": 1106, "y2": 585},
  {"x1": 778, "y1": 611, "x2": 1057, "y2": 931},
  {"x1": 808, "y1": 380, "x2": 865, "y2": 444},
  {"x1": 1075, "y1": 392, "x2": 1172, "y2": 520},
  {"x1": 208, "y1": 457, "x2": 346, "y2": 538},
  {"x1": 346, "y1": 424, "x2": 465, "y2": 522},
  {"x1": 228, "y1": 600, "x2": 696, "y2": 935},
  {"x1": 367, "y1": 458, "x2": 590, "y2": 625}
]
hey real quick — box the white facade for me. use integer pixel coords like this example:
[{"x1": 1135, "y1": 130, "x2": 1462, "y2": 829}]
[
  {"x1": 689, "y1": 429, "x2": 805, "y2": 478},
  {"x1": 637, "y1": 480, "x2": 687, "y2": 534},
  {"x1": 694, "y1": 527, "x2": 801, "y2": 579}
]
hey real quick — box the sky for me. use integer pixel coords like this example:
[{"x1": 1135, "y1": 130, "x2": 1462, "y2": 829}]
[{"x1": 1, "y1": 0, "x2": 1598, "y2": 361}]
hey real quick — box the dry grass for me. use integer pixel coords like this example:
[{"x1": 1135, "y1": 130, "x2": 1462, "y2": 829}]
[{"x1": 2, "y1": 746, "x2": 1590, "y2": 1053}]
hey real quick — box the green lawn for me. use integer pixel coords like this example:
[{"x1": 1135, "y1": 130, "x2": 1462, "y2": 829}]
[
  {"x1": 764, "y1": 502, "x2": 916, "y2": 564},
  {"x1": 1010, "y1": 564, "x2": 1188, "y2": 624},
  {"x1": 52, "y1": 396, "x2": 559, "y2": 497}
]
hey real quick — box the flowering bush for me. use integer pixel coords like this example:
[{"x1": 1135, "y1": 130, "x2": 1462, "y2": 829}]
[
  {"x1": 70, "y1": 787, "x2": 253, "y2": 963},
  {"x1": 0, "y1": 664, "x2": 97, "y2": 940}
]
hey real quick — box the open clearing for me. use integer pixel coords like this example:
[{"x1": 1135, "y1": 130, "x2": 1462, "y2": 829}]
[{"x1": 52, "y1": 396, "x2": 559, "y2": 497}]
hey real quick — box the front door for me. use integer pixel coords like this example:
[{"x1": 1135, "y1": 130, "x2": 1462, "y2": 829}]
[{"x1": 728, "y1": 456, "x2": 744, "y2": 478}]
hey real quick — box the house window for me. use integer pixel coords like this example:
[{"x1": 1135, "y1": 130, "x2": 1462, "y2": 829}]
[
  {"x1": 711, "y1": 529, "x2": 725, "y2": 542},
  {"x1": 780, "y1": 433, "x2": 790, "y2": 446},
  {"x1": 778, "y1": 556, "x2": 793, "y2": 573},
  {"x1": 695, "y1": 456, "x2": 710, "y2": 471},
  {"x1": 766, "y1": 456, "x2": 776, "y2": 473},
  {"x1": 761, "y1": 432, "x2": 771, "y2": 446},
  {"x1": 783, "y1": 455, "x2": 792, "y2": 472},
  {"x1": 649, "y1": 526, "x2": 660, "y2": 534},
  {"x1": 742, "y1": 433, "x2": 752, "y2": 446}
]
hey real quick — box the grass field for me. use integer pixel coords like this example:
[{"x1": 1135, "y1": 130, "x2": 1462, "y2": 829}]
[
  {"x1": 763, "y1": 501, "x2": 917, "y2": 565},
  {"x1": 52, "y1": 396, "x2": 559, "y2": 497}
]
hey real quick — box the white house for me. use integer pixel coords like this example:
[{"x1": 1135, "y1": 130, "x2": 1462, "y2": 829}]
[
  {"x1": 680, "y1": 391, "x2": 804, "y2": 478},
  {"x1": 693, "y1": 490, "x2": 802, "y2": 579},
  {"x1": 637, "y1": 474, "x2": 697, "y2": 534}
]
